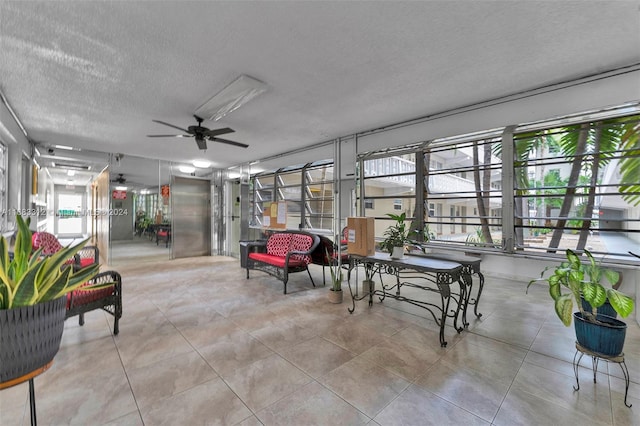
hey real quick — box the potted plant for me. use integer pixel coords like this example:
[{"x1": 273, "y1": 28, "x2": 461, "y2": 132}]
[
  {"x1": 527, "y1": 249, "x2": 634, "y2": 356},
  {"x1": 0, "y1": 215, "x2": 104, "y2": 383},
  {"x1": 381, "y1": 212, "x2": 410, "y2": 259},
  {"x1": 326, "y1": 247, "x2": 343, "y2": 304}
]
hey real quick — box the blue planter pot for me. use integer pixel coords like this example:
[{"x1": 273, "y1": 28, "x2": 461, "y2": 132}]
[
  {"x1": 574, "y1": 312, "x2": 627, "y2": 357},
  {"x1": 581, "y1": 297, "x2": 617, "y2": 318}
]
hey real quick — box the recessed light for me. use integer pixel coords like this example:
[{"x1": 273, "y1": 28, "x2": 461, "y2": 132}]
[
  {"x1": 54, "y1": 144, "x2": 74, "y2": 150},
  {"x1": 115, "y1": 186, "x2": 128, "y2": 191},
  {"x1": 67, "y1": 170, "x2": 76, "y2": 176}
]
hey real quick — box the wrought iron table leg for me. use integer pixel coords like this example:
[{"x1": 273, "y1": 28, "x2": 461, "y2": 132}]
[
  {"x1": 473, "y1": 271, "x2": 484, "y2": 318},
  {"x1": 573, "y1": 349, "x2": 584, "y2": 391}
]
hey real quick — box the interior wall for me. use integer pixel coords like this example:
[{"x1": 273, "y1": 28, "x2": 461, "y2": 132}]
[{"x1": 356, "y1": 69, "x2": 640, "y2": 153}]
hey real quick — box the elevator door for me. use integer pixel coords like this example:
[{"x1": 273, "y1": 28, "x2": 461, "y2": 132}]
[{"x1": 171, "y1": 176, "x2": 211, "y2": 258}]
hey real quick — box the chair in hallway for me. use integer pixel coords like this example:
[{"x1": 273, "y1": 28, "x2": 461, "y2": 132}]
[{"x1": 66, "y1": 270, "x2": 123, "y2": 335}]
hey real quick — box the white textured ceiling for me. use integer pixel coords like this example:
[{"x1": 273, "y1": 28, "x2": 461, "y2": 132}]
[{"x1": 1, "y1": 1, "x2": 639, "y2": 185}]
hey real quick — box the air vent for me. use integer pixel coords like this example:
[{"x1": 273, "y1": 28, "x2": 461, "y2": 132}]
[{"x1": 54, "y1": 162, "x2": 92, "y2": 171}]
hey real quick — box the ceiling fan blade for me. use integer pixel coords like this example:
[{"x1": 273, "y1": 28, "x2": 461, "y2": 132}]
[
  {"x1": 152, "y1": 120, "x2": 189, "y2": 133},
  {"x1": 147, "y1": 134, "x2": 191, "y2": 138},
  {"x1": 211, "y1": 137, "x2": 249, "y2": 148},
  {"x1": 204, "y1": 127, "x2": 234, "y2": 137}
]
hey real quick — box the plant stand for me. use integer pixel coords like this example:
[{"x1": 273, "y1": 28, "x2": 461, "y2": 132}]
[
  {"x1": 572, "y1": 342, "x2": 632, "y2": 408},
  {"x1": 0, "y1": 360, "x2": 53, "y2": 425}
]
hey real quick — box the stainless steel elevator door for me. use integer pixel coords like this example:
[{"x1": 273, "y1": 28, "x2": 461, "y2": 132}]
[{"x1": 171, "y1": 176, "x2": 211, "y2": 258}]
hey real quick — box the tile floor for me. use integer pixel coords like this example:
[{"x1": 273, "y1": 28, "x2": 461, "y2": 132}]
[{"x1": 1, "y1": 253, "x2": 638, "y2": 425}]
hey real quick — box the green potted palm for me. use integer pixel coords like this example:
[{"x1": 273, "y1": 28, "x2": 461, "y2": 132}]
[
  {"x1": 380, "y1": 212, "x2": 410, "y2": 259},
  {"x1": 527, "y1": 249, "x2": 634, "y2": 356},
  {"x1": 0, "y1": 215, "x2": 104, "y2": 383}
]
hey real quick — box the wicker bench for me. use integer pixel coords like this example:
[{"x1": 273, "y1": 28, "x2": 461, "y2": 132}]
[
  {"x1": 245, "y1": 231, "x2": 320, "y2": 294},
  {"x1": 66, "y1": 270, "x2": 123, "y2": 335}
]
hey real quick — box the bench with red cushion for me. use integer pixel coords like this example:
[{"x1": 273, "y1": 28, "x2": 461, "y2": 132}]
[
  {"x1": 66, "y1": 270, "x2": 122, "y2": 335},
  {"x1": 246, "y1": 231, "x2": 320, "y2": 294}
]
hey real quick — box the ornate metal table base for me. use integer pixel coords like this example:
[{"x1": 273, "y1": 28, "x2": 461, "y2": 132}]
[
  {"x1": 347, "y1": 253, "x2": 465, "y2": 347},
  {"x1": 572, "y1": 342, "x2": 632, "y2": 408}
]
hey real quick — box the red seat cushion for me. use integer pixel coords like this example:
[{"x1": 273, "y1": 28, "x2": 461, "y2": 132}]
[
  {"x1": 248, "y1": 252, "x2": 306, "y2": 268},
  {"x1": 157, "y1": 230, "x2": 169, "y2": 237},
  {"x1": 66, "y1": 284, "x2": 114, "y2": 308},
  {"x1": 79, "y1": 257, "x2": 95, "y2": 268}
]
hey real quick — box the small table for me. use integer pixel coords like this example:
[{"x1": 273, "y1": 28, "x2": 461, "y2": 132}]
[
  {"x1": 348, "y1": 252, "x2": 465, "y2": 347},
  {"x1": 411, "y1": 251, "x2": 484, "y2": 326},
  {"x1": 0, "y1": 360, "x2": 53, "y2": 425},
  {"x1": 573, "y1": 342, "x2": 632, "y2": 408}
]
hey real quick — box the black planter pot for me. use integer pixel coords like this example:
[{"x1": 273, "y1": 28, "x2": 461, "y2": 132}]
[
  {"x1": 0, "y1": 296, "x2": 66, "y2": 383},
  {"x1": 573, "y1": 311, "x2": 627, "y2": 357}
]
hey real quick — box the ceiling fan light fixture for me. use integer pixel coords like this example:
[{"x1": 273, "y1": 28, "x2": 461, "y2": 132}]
[
  {"x1": 195, "y1": 74, "x2": 268, "y2": 122},
  {"x1": 179, "y1": 165, "x2": 196, "y2": 174}
]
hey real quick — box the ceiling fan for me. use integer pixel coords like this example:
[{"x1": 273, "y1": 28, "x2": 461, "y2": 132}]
[
  {"x1": 111, "y1": 173, "x2": 127, "y2": 184},
  {"x1": 147, "y1": 115, "x2": 248, "y2": 150}
]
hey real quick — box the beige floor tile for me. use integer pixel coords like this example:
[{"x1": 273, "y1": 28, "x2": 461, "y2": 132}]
[
  {"x1": 280, "y1": 336, "x2": 356, "y2": 378},
  {"x1": 197, "y1": 329, "x2": 275, "y2": 377},
  {"x1": 373, "y1": 384, "x2": 489, "y2": 426},
  {"x1": 358, "y1": 336, "x2": 441, "y2": 381},
  {"x1": 414, "y1": 360, "x2": 511, "y2": 422},
  {"x1": 250, "y1": 318, "x2": 317, "y2": 351},
  {"x1": 495, "y1": 387, "x2": 611, "y2": 426},
  {"x1": 141, "y1": 377, "x2": 253, "y2": 425},
  {"x1": 512, "y1": 361, "x2": 613, "y2": 424},
  {"x1": 320, "y1": 356, "x2": 411, "y2": 418},
  {"x1": 257, "y1": 381, "x2": 370, "y2": 425},
  {"x1": 126, "y1": 350, "x2": 218, "y2": 411},
  {"x1": 103, "y1": 411, "x2": 144, "y2": 426},
  {"x1": 223, "y1": 353, "x2": 313, "y2": 412}
]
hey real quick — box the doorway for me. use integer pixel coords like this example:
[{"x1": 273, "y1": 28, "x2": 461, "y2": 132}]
[
  {"x1": 225, "y1": 180, "x2": 241, "y2": 257},
  {"x1": 172, "y1": 176, "x2": 211, "y2": 258},
  {"x1": 55, "y1": 189, "x2": 86, "y2": 237}
]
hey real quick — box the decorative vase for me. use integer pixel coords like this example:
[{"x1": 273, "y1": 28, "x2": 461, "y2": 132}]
[
  {"x1": 0, "y1": 296, "x2": 66, "y2": 383},
  {"x1": 391, "y1": 246, "x2": 404, "y2": 259},
  {"x1": 328, "y1": 289, "x2": 343, "y2": 304},
  {"x1": 573, "y1": 312, "x2": 627, "y2": 357}
]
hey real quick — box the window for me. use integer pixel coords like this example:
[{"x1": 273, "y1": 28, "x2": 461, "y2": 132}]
[
  {"x1": 249, "y1": 160, "x2": 334, "y2": 232},
  {"x1": 512, "y1": 113, "x2": 640, "y2": 256},
  {"x1": 364, "y1": 198, "x2": 374, "y2": 209},
  {"x1": 356, "y1": 107, "x2": 640, "y2": 261}
]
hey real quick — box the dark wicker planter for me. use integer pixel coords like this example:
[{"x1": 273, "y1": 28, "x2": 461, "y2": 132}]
[
  {"x1": 574, "y1": 312, "x2": 627, "y2": 357},
  {"x1": 0, "y1": 296, "x2": 66, "y2": 383}
]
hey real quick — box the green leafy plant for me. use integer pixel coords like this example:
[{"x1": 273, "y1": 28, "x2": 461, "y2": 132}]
[
  {"x1": 380, "y1": 212, "x2": 410, "y2": 254},
  {"x1": 0, "y1": 215, "x2": 105, "y2": 309},
  {"x1": 325, "y1": 247, "x2": 342, "y2": 292},
  {"x1": 527, "y1": 249, "x2": 634, "y2": 326}
]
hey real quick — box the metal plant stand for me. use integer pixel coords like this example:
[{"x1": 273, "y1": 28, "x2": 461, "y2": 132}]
[{"x1": 573, "y1": 342, "x2": 632, "y2": 408}]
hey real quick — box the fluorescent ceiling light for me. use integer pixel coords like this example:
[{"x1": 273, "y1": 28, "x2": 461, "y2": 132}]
[
  {"x1": 67, "y1": 170, "x2": 76, "y2": 176},
  {"x1": 192, "y1": 160, "x2": 211, "y2": 168},
  {"x1": 195, "y1": 74, "x2": 268, "y2": 121},
  {"x1": 34, "y1": 147, "x2": 41, "y2": 156},
  {"x1": 115, "y1": 186, "x2": 128, "y2": 191},
  {"x1": 179, "y1": 165, "x2": 196, "y2": 174},
  {"x1": 54, "y1": 144, "x2": 74, "y2": 150}
]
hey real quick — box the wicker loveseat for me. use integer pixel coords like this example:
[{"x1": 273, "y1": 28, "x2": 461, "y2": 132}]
[
  {"x1": 245, "y1": 231, "x2": 320, "y2": 294},
  {"x1": 66, "y1": 270, "x2": 123, "y2": 335}
]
